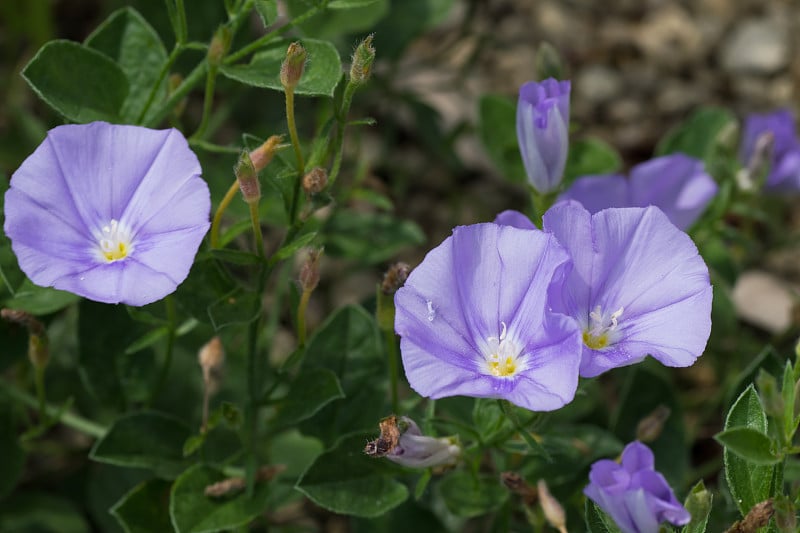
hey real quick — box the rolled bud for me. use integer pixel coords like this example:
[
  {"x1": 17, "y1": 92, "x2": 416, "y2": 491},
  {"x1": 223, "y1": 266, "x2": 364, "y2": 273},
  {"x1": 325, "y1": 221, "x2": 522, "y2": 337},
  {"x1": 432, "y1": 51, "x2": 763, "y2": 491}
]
[
  {"x1": 381, "y1": 262, "x2": 410, "y2": 295},
  {"x1": 234, "y1": 151, "x2": 260, "y2": 204},
  {"x1": 28, "y1": 333, "x2": 49, "y2": 369},
  {"x1": 537, "y1": 479, "x2": 567, "y2": 533},
  {"x1": 350, "y1": 34, "x2": 375, "y2": 85},
  {"x1": 755, "y1": 370, "x2": 783, "y2": 418},
  {"x1": 635, "y1": 404, "x2": 671, "y2": 443},
  {"x1": 207, "y1": 25, "x2": 232, "y2": 67},
  {"x1": 302, "y1": 167, "x2": 328, "y2": 195},
  {"x1": 727, "y1": 499, "x2": 773, "y2": 532},
  {"x1": 280, "y1": 42, "x2": 307, "y2": 90},
  {"x1": 198, "y1": 336, "x2": 225, "y2": 394},
  {"x1": 365, "y1": 415, "x2": 460, "y2": 469},
  {"x1": 249, "y1": 135, "x2": 283, "y2": 173},
  {"x1": 299, "y1": 248, "x2": 322, "y2": 292},
  {"x1": 534, "y1": 42, "x2": 563, "y2": 81}
]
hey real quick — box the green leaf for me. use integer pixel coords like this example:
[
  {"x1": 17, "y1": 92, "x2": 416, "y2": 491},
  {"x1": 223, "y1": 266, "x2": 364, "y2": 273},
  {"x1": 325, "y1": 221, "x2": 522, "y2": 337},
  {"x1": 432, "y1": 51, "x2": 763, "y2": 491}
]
[
  {"x1": 296, "y1": 432, "x2": 408, "y2": 518},
  {"x1": 219, "y1": 38, "x2": 342, "y2": 97},
  {"x1": 269, "y1": 429, "x2": 324, "y2": 478},
  {"x1": 477, "y1": 94, "x2": 525, "y2": 183},
  {"x1": 172, "y1": 259, "x2": 238, "y2": 325},
  {"x1": 206, "y1": 249, "x2": 264, "y2": 266},
  {"x1": 298, "y1": 305, "x2": 386, "y2": 444},
  {"x1": 323, "y1": 210, "x2": 425, "y2": 265},
  {"x1": 682, "y1": 480, "x2": 713, "y2": 533},
  {"x1": 271, "y1": 231, "x2": 318, "y2": 262},
  {"x1": 655, "y1": 106, "x2": 736, "y2": 160},
  {"x1": 22, "y1": 40, "x2": 128, "y2": 123},
  {"x1": 328, "y1": 0, "x2": 382, "y2": 7},
  {"x1": 563, "y1": 138, "x2": 622, "y2": 182},
  {"x1": 0, "y1": 492, "x2": 90, "y2": 533},
  {"x1": 170, "y1": 464, "x2": 271, "y2": 533},
  {"x1": 472, "y1": 398, "x2": 513, "y2": 443},
  {"x1": 781, "y1": 361, "x2": 796, "y2": 439},
  {"x1": 3, "y1": 279, "x2": 80, "y2": 314},
  {"x1": 0, "y1": 398, "x2": 25, "y2": 498},
  {"x1": 111, "y1": 479, "x2": 174, "y2": 533},
  {"x1": 715, "y1": 427, "x2": 781, "y2": 465},
  {"x1": 254, "y1": 0, "x2": 278, "y2": 27},
  {"x1": 207, "y1": 288, "x2": 262, "y2": 330},
  {"x1": 271, "y1": 368, "x2": 345, "y2": 429},
  {"x1": 438, "y1": 470, "x2": 508, "y2": 518},
  {"x1": 723, "y1": 385, "x2": 777, "y2": 516},
  {"x1": 90, "y1": 411, "x2": 192, "y2": 479},
  {"x1": 286, "y1": 0, "x2": 389, "y2": 40},
  {"x1": 84, "y1": 7, "x2": 168, "y2": 123},
  {"x1": 585, "y1": 500, "x2": 619, "y2": 533}
]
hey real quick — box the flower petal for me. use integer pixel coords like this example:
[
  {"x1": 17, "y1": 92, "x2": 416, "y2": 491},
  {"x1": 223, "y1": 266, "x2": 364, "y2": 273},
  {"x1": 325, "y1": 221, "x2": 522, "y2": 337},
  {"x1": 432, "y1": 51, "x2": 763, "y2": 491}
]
[
  {"x1": 557, "y1": 174, "x2": 629, "y2": 214},
  {"x1": 493, "y1": 209, "x2": 536, "y2": 230}
]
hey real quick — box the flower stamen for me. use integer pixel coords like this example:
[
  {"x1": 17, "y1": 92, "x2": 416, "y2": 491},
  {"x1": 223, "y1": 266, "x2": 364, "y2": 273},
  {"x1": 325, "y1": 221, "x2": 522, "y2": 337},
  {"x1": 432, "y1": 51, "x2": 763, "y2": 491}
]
[
  {"x1": 583, "y1": 305, "x2": 624, "y2": 350},
  {"x1": 96, "y1": 219, "x2": 133, "y2": 263},
  {"x1": 484, "y1": 322, "x2": 521, "y2": 377}
]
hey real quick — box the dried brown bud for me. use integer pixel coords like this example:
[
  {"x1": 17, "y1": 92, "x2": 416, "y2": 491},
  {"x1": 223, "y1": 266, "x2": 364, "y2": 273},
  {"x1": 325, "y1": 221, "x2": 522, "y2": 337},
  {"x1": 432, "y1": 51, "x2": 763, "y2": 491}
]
[
  {"x1": 204, "y1": 465, "x2": 285, "y2": 498},
  {"x1": 249, "y1": 135, "x2": 283, "y2": 173},
  {"x1": 537, "y1": 479, "x2": 567, "y2": 533},
  {"x1": 501, "y1": 471, "x2": 537, "y2": 506},
  {"x1": 635, "y1": 405, "x2": 671, "y2": 443},
  {"x1": 364, "y1": 415, "x2": 401, "y2": 457},
  {"x1": 773, "y1": 495, "x2": 797, "y2": 532},
  {"x1": 198, "y1": 336, "x2": 225, "y2": 394},
  {"x1": 725, "y1": 499, "x2": 774, "y2": 533},
  {"x1": 234, "y1": 151, "x2": 260, "y2": 204},
  {"x1": 302, "y1": 167, "x2": 328, "y2": 195},
  {"x1": 207, "y1": 25, "x2": 232, "y2": 67},
  {"x1": 2, "y1": 309, "x2": 48, "y2": 368},
  {"x1": 299, "y1": 248, "x2": 322, "y2": 292},
  {"x1": 1, "y1": 308, "x2": 44, "y2": 335},
  {"x1": 381, "y1": 262, "x2": 410, "y2": 295},
  {"x1": 350, "y1": 34, "x2": 375, "y2": 85},
  {"x1": 280, "y1": 42, "x2": 307, "y2": 90}
]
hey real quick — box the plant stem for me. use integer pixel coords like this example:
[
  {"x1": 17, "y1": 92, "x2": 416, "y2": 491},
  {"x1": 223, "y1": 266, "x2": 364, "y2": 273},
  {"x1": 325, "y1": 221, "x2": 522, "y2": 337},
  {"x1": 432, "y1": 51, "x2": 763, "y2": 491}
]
[
  {"x1": 249, "y1": 201, "x2": 265, "y2": 257},
  {"x1": 384, "y1": 328, "x2": 399, "y2": 414},
  {"x1": 327, "y1": 81, "x2": 359, "y2": 187},
  {"x1": 149, "y1": 296, "x2": 177, "y2": 406},
  {"x1": 136, "y1": 44, "x2": 183, "y2": 124},
  {"x1": 285, "y1": 87, "x2": 305, "y2": 223},
  {"x1": 211, "y1": 180, "x2": 240, "y2": 248},
  {"x1": 145, "y1": 61, "x2": 207, "y2": 128},
  {"x1": 33, "y1": 365, "x2": 47, "y2": 422},
  {"x1": 174, "y1": 0, "x2": 188, "y2": 43},
  {"x1": 191, "y1": 63, "x2": 219, "y2": 141},
  {"x1": 3, "y1": 383, "x2": 106, "y2": 438},
  {"x1": 296, "y1": 288, "x2": 311, "y2": 347}
]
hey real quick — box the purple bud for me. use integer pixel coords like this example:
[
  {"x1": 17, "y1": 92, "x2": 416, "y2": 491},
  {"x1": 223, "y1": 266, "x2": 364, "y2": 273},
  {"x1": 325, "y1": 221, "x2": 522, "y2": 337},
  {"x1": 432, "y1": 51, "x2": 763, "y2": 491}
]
[
  {"x1": 516, "y1": 78, "x2": 571, "y2": 194},
  {"x1": 584, "y1": 441, "x2": 691, "y2": 533},
  {"x1": 386, "y1": 417, "x2": 460, "y2": 469},
  {"x1": 740, "y1": 109, "x2": 800, "y2": 192}
]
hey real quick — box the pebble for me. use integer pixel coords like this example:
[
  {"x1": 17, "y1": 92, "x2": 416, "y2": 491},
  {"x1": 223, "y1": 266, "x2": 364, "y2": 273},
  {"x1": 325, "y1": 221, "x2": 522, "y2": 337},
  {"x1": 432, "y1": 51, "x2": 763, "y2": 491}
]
[{"x1": 721, "y1": 19, "x2": 790, "y2": 75}]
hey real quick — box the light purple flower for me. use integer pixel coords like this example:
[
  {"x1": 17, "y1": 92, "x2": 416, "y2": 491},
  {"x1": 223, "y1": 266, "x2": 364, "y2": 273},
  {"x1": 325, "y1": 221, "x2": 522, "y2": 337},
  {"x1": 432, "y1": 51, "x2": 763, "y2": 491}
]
[
  {"x1": 387, "y1": 417, "x2": 460, "y2": 469},
  {"x1": 584, "y1": 441, "x2": 691, "y2": 533},
  {"x1": 558, "y1": 154, "x2": 718, "y2": 230},
  {"x1": 542, "y1": 202, "x2": 712, "y2": 377},
  {"x1": 740, "y1": 109, "x2": 800, "y2": 192},
  {"x1": 517, "y1": 78, "x2": 571, "y2": 194},
  {"x1": 394, "y1": 223, "x2": 582, "y2": 411},
  {"x1": 4, "y1": 121, "x2": 210, "y2": 306}
]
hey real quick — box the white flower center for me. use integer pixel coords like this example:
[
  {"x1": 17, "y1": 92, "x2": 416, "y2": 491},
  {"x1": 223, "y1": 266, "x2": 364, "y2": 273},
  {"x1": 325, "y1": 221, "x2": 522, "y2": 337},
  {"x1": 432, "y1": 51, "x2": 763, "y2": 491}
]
[
  {"x1": 95, "y1": 219, "x2": 133, "y2": 263},
  {"x1": 583, "y1": 305, "x2": 624, "y2": 350},
  {"x1": 483, "y1": 322, "x2": 523, "y2": 377}
]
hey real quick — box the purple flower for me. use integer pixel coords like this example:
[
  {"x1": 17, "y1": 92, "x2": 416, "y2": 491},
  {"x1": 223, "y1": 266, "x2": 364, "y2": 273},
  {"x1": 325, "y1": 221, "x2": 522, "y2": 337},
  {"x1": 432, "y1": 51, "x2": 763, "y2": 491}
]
[
  {"x1": 394, "y1": 223, "x2": 582, "y2": 411},
  {"x1": 740, "y1": 109, "x2": 800, "y2": 192},
  {"x1": 543, "y1": 202, "x2": 712, "y2": 377},
  {"x1": 387, "y1": 417, "x2": 460, "y2": 469},
  {"x1": 517, "y1": 78, "x2": 571, "y2": 194},
  {"x1": 558, "y1": 153, "x2": 718, "y2": 230},
  {"x1": 4, "y1": 122, "x2": 210, "y2": 306},
  {"x1": 584, "y1": 441, "x2": 691, "y2": 533}
]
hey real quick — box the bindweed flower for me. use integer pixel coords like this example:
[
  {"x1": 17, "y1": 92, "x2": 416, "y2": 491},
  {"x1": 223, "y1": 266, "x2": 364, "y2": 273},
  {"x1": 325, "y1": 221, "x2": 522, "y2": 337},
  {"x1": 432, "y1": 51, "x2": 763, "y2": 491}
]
[
  {"x1": 542, "y1": 202, "x2": 712, "y2": 377},
  {"x1": 394, "y1": 223, "x2": 582, "y2": 411},
  {"x1": 4, "y1": 122, "x2": 210, "y2": 306},
  {"x1": 558, "y1": 153, "x2": 718, "y2": 230},
  {"x1": 584, "y1": 441, "x2": 690, "y2": 533},
  {"x1": 365, "y1": 415, "x2": 460, "y2": 469},
  {"x1": 516, "y1": 78, "x2": 571, "y2": 194},
  {"x1": 740, "y1": 109, "x2": 800, "y2": 192}
]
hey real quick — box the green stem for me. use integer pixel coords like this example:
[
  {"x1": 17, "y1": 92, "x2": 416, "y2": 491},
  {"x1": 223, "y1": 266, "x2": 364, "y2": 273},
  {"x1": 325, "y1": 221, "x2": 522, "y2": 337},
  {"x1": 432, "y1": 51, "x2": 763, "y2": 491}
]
[
  {"x1": 423, "y1": 399, "x2": 436, "y2": 435},
  {"x1": 211, "y1": 180, "x2": 241, "y2": 248},
  {"x1": 149, "y1": 296, "x2": 177, "y2": 406},
  {"x1": 174, "y1": 0, "x2": 188, "y2": 43},
  {"x1": 145, "y1": 61, "x2": 207, "y2": 128},
  {"x1": 327, "y1": 81, "x2": 358, "y2": 187},
  {"x1": 384, "y1": 328, "x2": 399, "y2": 414},
  {"x1": 248, "y1": 201, "x2": 265, "y2": 257},
  {"x1": 33, "y1": 364, "x2": 47, "y2": 422},
  {"x1": 285, "y1": 87, "x2": 305, "y2": 223},
  {"x1": 296, "y1": 288, "x2": 311, "y2": 348},
  {"x1": 191, "y1": 63, "x2": 219, "y2": 141},
  {"x1": 3, "y1": 383, "x2": 106, "y2": 438},
  {"x1": 136, "y1": 44, "x2": 183, "y2": 124}
]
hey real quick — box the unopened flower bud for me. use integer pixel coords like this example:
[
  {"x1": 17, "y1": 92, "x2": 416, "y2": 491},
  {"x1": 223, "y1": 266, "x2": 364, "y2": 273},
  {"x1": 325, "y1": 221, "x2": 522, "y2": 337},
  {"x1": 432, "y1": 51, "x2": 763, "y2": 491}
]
[
  {"x1": 299, "y1": 248, "x2": 322, "y2": 292},
  {"x1": 381, "y1": 262, "x2": 410, "y2": 295},
  {"x1": 235, "y1": 151, "x2": 260, "y2": 204},
  {"x1": 365, "y1": 415, "x2": 460, "y2": 469},
  {"x1": 207, "y1": 25, "x2": 232, "y2": 68},
  {"x1": 168, "y1": 73, "x2": 187, "y2": 117},
  {"x1": 249, "y1": 135, "x2": 283, "y2": 173},
  {"x1": 537, "y1": 479, "x2": 567, "y2": 533},
  {"x1": 756, "y1": 370, "x2": 783, "y2": 418},
  {"x1": 635, "y1": 404, "x2": 671, "y2": 443},
  {"x1": 28, "y1": 333, "x2": 49, "y2": 369},
  {"x1": 280, "y1": 42, "x2": 307, "y2": 90},
  {"x1": 773, "y1": 495, "x2": 796, "y2": 533},
  {"x1": 198, "y1": 336, "x2": 225, "y2": 394},
  {"x1": 350, "y1": 34, "x2": 375, "y2": 85},
  {"x1": 534, "y1": 42, "x2": 563, "y2": 81},
  {"x1": 729, "y1": 499, "x2": 773, "y2": 532},
  {"x1": 501, "y1": 471, "x2": 537, "y2": 506},
  {"x1": 302, "y1": 167, "x2": 327, "y2": 195}
]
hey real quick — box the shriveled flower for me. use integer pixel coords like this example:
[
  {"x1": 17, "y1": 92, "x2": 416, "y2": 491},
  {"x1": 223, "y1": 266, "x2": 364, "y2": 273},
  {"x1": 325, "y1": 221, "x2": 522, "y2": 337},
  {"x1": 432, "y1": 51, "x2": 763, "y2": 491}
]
[
  {"x1": 740, "y1": 109, "x2": 800, "y2": 192},
  {"x1": 517, "y1": 78, "x2": 571, "y2": 194},
  {"x1": 542, "y1": 202, "x2": 712, "y2": 377},
  {"x1": 584, "y1": 441, "x2": 690, "y2": 533},
  {"x1": 4, "y1": 122, "x2": 210, "y2": 306},
  {"x1": 394, "y1": 223, "x2": 582, "y2": 411},
  {"x1": 366, "y1": 415, "x2": 460, "y2": 469},
  {"x1": 558, "y1": 153, "x2": 718, "y2": 230}
]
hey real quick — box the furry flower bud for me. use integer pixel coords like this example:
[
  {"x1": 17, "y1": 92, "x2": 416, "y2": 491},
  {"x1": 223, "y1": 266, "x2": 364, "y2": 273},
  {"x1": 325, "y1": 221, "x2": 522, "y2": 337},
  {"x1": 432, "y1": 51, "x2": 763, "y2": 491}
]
[
  {"x1": 302, "y1": 167, "x2": 328, "y2": 195},
  {"x1": 249, "y1": 135, "x2": 283, "y2": 173},
  {"x1": 280, "y1": 42, "x2": 307, "y2": 90},
  {"x1": 207, "y1": 25, "x2": 232, "y2": 67},
  {"x1": 350, "y1": 34, "x2": 375, "y2": 85},
  {"x1": 235, "y1": 151, "x2": 260, "y2": 204}
]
